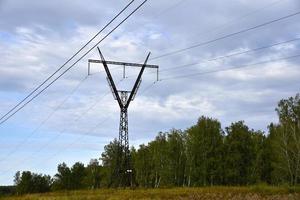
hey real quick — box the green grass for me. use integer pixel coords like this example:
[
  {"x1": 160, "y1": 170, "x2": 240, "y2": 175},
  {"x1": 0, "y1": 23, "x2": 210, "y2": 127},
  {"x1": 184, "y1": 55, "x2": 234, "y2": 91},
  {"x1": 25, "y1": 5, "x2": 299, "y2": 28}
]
[{"x1": 1, "y1": 187, "x2": 300, "y2": 200}]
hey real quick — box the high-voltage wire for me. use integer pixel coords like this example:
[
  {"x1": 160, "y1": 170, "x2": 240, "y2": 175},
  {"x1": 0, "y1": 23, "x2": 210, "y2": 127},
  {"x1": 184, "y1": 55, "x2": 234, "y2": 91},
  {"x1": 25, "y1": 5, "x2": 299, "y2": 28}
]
[
  {"x1": 0, "y1": 79, "x2": 125, "y2": 175},
  {"x1": 136, "y1": 54, "x2": 300, "y2": 100},
  {"x1": 161, "y1": 53, "x2": 300, "y2": 81},
  {"x1": 0, "y1": 0, "x2": 149, "y2": 125},
  {"x1": 186, "y1": 0, "x2": 286, "y2": 41},
  {"x1": 159, "y1": 37, "x2": 300, "y2": 73},
  {"x1": 0, "y1": 75, "x2": 89, "y2": 163},
  {"x1": 0, "y1": 0, "x2": 136, "y2": 123},
  {"x1": 151, "y1": 11, "x2": 300, "y2": 60}
]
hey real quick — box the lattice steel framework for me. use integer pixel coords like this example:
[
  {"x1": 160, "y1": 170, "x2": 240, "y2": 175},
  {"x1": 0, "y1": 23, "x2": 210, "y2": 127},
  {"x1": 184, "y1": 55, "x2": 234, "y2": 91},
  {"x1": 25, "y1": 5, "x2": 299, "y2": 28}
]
[{"x1": 89, "y1": 47, "x2": 158, "y2": 187}]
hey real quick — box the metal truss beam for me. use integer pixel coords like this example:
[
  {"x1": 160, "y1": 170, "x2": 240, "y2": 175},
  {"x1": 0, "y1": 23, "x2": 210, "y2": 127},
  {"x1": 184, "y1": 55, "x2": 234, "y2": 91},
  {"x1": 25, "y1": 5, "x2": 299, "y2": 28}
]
[{"x1": 88, "y1": 59, "x2": 158, "y2": 69}]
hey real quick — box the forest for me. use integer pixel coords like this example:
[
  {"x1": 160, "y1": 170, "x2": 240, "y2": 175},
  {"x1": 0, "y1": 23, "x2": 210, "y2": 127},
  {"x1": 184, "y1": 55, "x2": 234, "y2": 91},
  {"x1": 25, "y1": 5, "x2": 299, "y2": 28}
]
[{"x1": 10, "y1": 93, "x2": 300, "y2": 195}]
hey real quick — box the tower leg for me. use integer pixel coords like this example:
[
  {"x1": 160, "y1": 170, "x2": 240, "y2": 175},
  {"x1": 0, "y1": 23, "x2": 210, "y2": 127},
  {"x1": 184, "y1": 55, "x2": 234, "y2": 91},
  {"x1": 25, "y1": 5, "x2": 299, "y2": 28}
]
[{"x1": 118, "y1": 92, "x2": 131, "y2": 187}]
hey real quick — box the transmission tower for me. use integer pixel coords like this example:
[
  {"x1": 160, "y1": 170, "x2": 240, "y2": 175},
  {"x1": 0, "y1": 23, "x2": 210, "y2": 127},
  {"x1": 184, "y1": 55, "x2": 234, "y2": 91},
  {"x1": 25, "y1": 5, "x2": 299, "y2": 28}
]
[{"x1": 88, "y1": 47, "x2": 159, "y2": 187}]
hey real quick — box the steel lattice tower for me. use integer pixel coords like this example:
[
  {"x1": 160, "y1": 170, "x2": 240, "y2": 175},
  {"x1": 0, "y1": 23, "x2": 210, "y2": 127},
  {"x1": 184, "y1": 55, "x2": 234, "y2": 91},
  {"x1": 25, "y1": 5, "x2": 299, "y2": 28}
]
[{"x1": 88, "y1": 47, "x2": 158, "y2": 187}]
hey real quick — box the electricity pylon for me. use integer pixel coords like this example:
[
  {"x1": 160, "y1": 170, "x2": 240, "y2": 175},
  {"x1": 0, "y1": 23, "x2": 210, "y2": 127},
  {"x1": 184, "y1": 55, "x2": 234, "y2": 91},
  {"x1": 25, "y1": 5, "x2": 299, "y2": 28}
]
[{"x1": 88, "y1": 47, "x2": 159, "y2": 187}]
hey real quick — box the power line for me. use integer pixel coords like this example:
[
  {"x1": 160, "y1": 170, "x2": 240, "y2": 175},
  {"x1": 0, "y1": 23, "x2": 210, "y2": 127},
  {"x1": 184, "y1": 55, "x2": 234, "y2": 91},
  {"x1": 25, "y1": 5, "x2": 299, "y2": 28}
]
[
  {"x1": 0, "y1": 117, "x2": 109, "y2": 176},
  {"x1": 133, "y1": 0, "x2": 285, "y2": 60},
  {"x1": 129, "y1": 0, "x2": 285, "y2": 65},
  {"x1": 0, "y1": 92, "x2": 110, "y2": 175},
  {"x1": 0, "y1": 0, "x2": 135, "y2": 123},
  {"x1": 151, "y1": 10, "x2": 300, "y2": 60},
  {"x1": 127, "y1": 37, "x2": 300, "y2": 79},
  {"x1": 153, "y1": 0, "x2": 189, "y2": 18},
  {"x1": 160, "y1": 53, "x2": 300, "y2": 81},
  {"x1": 0, "y1": 75, "x2": 90, "y2": 163},
  {"x1": 139, "y1": 81, "x2": 158, "y2": 95},
  {"x1": 158, "y1": 37, "x2": 300, "y2": 73},
  {"x1": 0, "y1": 116, "x2": 111, "y2": 179},
  {"x1": 33, "y1": 117, "x2": 111, "y2": 170},
  {"x1": 0, "y1": 0, "x2": 149, "y2": 125},
  {"x1": 186, "y1": 0, "x2": 286, "y2": 42},
  {"x1": 0, "y1": 79, "x2": 125, "y2": 175}
]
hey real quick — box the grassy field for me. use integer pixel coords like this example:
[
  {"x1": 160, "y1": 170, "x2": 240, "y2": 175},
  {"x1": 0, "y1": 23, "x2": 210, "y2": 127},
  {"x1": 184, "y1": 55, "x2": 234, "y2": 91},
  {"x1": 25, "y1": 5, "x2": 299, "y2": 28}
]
[{"x1": 1, "y1": 186, "x2": 300, "y2": 200}]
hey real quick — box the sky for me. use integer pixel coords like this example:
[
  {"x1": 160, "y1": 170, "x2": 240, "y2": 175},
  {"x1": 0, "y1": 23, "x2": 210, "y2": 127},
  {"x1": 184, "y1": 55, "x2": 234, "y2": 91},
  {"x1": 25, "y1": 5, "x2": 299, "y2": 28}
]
[{"x1": 0, "y1": 0, "x2": 299, "y2": 185}]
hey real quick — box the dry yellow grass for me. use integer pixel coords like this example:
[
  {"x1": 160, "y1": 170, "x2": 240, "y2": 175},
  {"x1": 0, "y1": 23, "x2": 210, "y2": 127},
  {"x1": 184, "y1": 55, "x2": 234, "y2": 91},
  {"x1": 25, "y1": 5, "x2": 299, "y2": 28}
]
[{"x1": 1, "y1": 187, "x2": 299, "y2": 200}]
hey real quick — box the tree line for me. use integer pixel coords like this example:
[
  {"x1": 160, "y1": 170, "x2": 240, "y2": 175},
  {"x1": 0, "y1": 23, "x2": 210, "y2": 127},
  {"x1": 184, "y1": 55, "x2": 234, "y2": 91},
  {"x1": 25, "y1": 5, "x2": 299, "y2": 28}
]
[{"x1": 12, "y1": 93, "x2": 300, "y2": 194}]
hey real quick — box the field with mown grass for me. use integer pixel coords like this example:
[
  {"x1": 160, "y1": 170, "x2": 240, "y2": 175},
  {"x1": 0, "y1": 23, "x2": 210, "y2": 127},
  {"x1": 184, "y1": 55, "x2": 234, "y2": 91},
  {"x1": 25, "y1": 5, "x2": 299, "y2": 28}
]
[{"x1": 1, "y1": 186, "x2": 300, "y2": 200}]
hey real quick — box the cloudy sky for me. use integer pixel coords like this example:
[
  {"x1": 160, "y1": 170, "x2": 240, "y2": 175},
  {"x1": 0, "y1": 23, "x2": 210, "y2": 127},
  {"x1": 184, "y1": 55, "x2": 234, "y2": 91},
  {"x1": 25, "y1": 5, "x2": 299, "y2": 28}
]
[{"x1": 0, "y1": 0, "x2": 299, "y2": 185}]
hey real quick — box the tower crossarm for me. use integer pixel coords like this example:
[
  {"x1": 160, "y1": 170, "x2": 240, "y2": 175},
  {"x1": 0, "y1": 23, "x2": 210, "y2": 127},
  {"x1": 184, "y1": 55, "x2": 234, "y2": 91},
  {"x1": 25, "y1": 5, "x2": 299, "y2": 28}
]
[{"x1": 88, "y1": 59, "x2": 158, "y2": 69}]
